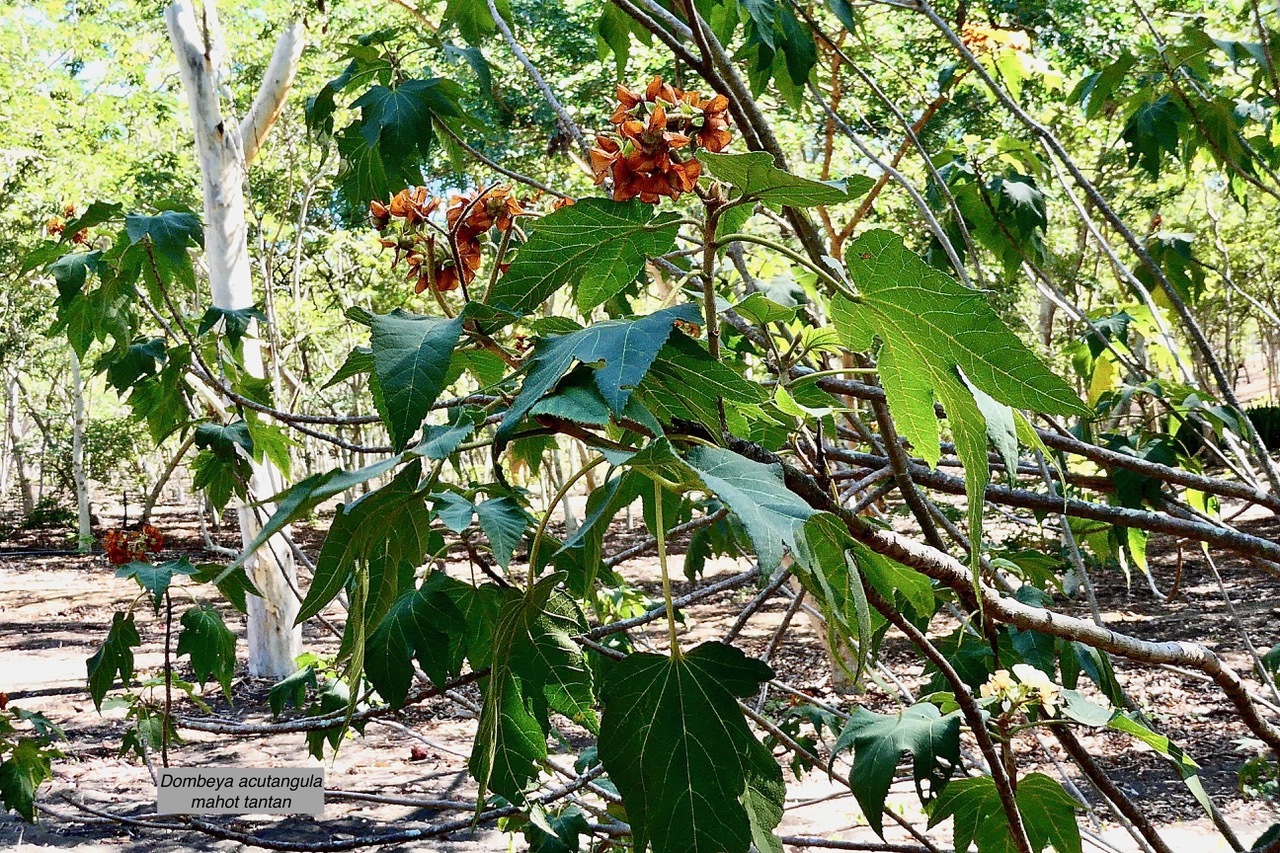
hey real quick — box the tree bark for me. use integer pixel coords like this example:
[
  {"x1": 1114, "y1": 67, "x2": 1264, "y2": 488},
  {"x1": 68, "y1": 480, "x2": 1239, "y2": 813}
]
[{"x1": 165, "y1": 0, "x2": 305, "y2": 678}]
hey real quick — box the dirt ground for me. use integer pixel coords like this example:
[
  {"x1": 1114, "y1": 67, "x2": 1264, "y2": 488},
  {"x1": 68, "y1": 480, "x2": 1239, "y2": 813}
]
[{"x1": 1, "y1": 498, "x2": 1279, "y2": 852}]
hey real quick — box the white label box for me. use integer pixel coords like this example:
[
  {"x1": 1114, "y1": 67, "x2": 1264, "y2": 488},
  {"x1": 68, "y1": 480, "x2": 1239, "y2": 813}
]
[{"x1": 156, "y1": 767, "x2": 325, "y2": 816}]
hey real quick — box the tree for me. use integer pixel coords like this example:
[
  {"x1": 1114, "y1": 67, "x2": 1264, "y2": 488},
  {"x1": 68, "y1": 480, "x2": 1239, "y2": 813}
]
[
  {"x1": 164, "y1": 0, "x2": 306, "y2": 678},
  {"x1": 10, "y1": 0, "x2": 1280, "y2": 851}
]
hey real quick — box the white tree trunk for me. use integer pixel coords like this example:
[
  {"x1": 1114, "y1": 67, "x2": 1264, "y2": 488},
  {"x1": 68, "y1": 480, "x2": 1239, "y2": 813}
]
[
  {"x1": 166, "y1": 0, "x2": 305, "y2": 679},
  {"x1": 6, "y1": 374, "x2": 34, "y2": 515},
  {"x1": 70, "y1": 352, "x2": 92, "y2": 552}
]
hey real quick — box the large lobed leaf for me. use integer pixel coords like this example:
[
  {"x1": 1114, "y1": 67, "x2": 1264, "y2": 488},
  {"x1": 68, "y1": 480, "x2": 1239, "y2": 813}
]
[
  {"x1": 115, "y1": 557, "x2": 197, "y2": 613},
  {"x1": 0, "y1": 739, "x2": 58, "y2": 823},
  {"x1": 699, "y1": 150, "x2": 873, "y2": 209},
  {"x1": 469, "y1": 576, "x2": 596, "y2": 807},
  {"x1": 176, "y1": 605, "x2": 237, "y2": 699},
  {"x1": 682, "y1": 444, "x2": 815, "y2": 571},
  {"x1": 833, "y1": 703, "x2": 961, "y2": 837},
  {"x1": 496, "y1": 304, "x2": 701, "y2": 443},
  {"x1": 929, "y1": 771, "x2": 1082, "y2": 853},
  {"x1": 832, "y1": 229, "x2": 1087, "y2": 568},
  {"x1": 598, "y1": 642, "x2": 784, "y2": 853},
  {"x1": 297, "y1": 461, "x2": 433, "y2": 624},
  {"x1": 487, "y1": 198, "x2": 680, "y2": 315},
  {"x1": 364, "y1": 572, "x2": 471, "y2": 708},
  {"x1": 86, "y1": 612, "x2": 141, "y2": 710},
  {"x1": 369, "y1": 309, "x2": 465, "y2": 450}
]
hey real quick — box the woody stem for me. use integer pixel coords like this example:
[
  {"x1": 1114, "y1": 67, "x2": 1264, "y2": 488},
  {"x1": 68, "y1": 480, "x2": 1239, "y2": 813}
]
[{"x1": 701, "y1": 205, "x2": 728, "y2": 437}]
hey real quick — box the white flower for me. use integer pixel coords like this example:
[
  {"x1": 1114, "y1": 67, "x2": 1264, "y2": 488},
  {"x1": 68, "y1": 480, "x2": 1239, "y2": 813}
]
[
  {"x1": 1012, "y1": 664, "x2": 1061, "y2": 714},
  {"x1": 980, "y1": 668, "x2": 1016, "y2": 700}
]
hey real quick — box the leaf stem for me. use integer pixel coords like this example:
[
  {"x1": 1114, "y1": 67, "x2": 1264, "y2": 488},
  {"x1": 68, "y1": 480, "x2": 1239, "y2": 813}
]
[
  {"x1": 714, "y1": 232, "x2": 858, "y2": 301},
  {"x1": 162, "y1": 589, "x2": 172, "y2": 768},
  {"x1": 527, "y1": 454, "x2": 605, "y2": 588},
  {"x1": 654, "y1": 480, "x2": 681, "y2": 658},
  {"x1": 702, "y1": 206, "x2": 727, "y2": 435}
]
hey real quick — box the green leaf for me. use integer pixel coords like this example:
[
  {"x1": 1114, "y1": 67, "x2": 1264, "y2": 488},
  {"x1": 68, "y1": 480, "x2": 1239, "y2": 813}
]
[
  {"x1": 832, "y1": 229, "x2": 1086, "y2": 573},
  {"x1": 269, "y1": 665, "x2": 318, "y2": 717},
  {"x1": 792, "y1": 514, "x2": 872, "y2": 684},
  {"x1": 216, "y1": 454, "x2": 407, "y2": 581},
  {"x1": 126, "y1": 356, "x2": 191, "y2": 444},
  {"x1": 125, "y1": 209, "x2": 202, "y2": 288},
  {"x1": 47, "y1": 251, "x2": 101, "y2": 303},
  {"x1": 12, "y1": 710, "x2": 66, "y2": 743},
  {"x1": 1071, "y1": 53, "x2": 1135, "y2": 119},
  {"x1": 190, "y1": 563, "x2": 259, "y2": 613},
  {"x1": 102, "y1": 337, "x2": 167, "y2": 392},
  {"x1": 337, "y1": 77, "x2": 462, "y2": 208},
  {"x1": 1263, "y1": 643, "x2": 1280, "y2": 677},
  {"x1": 190, "y1": 450, "x2": 249, "y2": 513},
  {"x1": 324, "y1": 347, "x2": 374, "y2": 388},
  {"x1": 732, "y1": 292, "x2": 797, "y2": 326},
  {"x1": 487, "y1": 199, "x2": 680, "y2": 316},
  {"x1": 636, "y1": 332, "x2": 768, "y2": 436},
  {"x1": 599, "y1": 642, "x2": 784, "y2": 853},
  {"x1": 195, "y1": 420, "x2": 253, "y2": 462},
  {"x1": 496, "y1": 304, "x2": 701, "y2": 443},
  {"x1": 852, "y1": 542, "x2": 935, "y2": 625},
  {"x1": 86, "y1": 612, "x2": 141, "y2": 710},
  {"x1": 440, "y1": 577, "x2": 509, "y2": 670},
  {"x1": 596, "y1": 4, "x2": 650, "y2": 76},
  {"x1": 444, "y1": 43, "x2": 494, "y2": 101},
  {"x1": 1251, "y1": 824, "x2": 1280, "y2": 852},
  {"x1": 115, "y1": 558, "x2": 198, "y2": 613},
  {"x1": 525, "y1": 805, "x2": 592, "y2": 853},
  {"x1": 370, "y1": 310, "x2": 465, "y2": 450},
  {"x1": 443, "y1": 0, "x2": 510, "y2": 44},
  {"x1": 243, "y1": 411, "x2": 296, "y2": 478},
  {"x1": 833, "y1": 703, "x2": 961, "y2": 837},
  {"x1": 699, "y1": 151, "x2": 873, "y2": 208},
  {"x1": 415, "y1": 407, "x2": 480, "y2": 459},
  {"x1": 929, "y1": 771, "x2": 1082, "y2": 853},
  {"x1": 0, "y1": 739, "x2": 57, "y2": 822},
  {"x1": 176, "y1": 605, "x2": 237, "y2": 698},
  {"x1": 470, "y1": 576, "x2": 596, "y2": 807},
  {"x1": 61, "y1": 200, "x2": 124, "y2": 240},
  {"x1": 125, "y1": 210, "x2": 203, "y2": 259},
  {"x1": 1121, "y1": 93, "x2": 1186, "y2": 180},
  {"x1": 475, "y1": 496, "x2": 528, "y2": 569},
  {"x1": 298, "y1": 460, "x2": 433, "y2": 623},
  {"x1": 434, "y1": 491, "x2": 477, "y2": 533},
  {"x1": 365, "y1": 572, "x2": 468, "y2": 707},
  {"x1": 682, "y1": 444, "x2": 817, "y2": 570},
  {"x1": 198, "y1": 306, "x2": 268, "y2": 347},
  {"x1": 1059, "y1": 689, "x2": 1205, "y2": 807}
]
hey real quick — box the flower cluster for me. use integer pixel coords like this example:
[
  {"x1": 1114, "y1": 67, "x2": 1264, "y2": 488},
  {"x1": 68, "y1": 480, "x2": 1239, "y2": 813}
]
[
  {"x1": 370, "y1": 186, "x2": 527, "y2": 294},
  {"x1": 979, "y1": 664, "x2": 1061, "y2": 715},
  {"x1": 960, "y1": 21, "x2": 1031, "y2": 53},
  {"x1": 591, "y1": 76, "x2": 733, "y2": 203},
  {"x1": 103, "y1": 525, "x2": 164, "y2": 566},
  {"x1": 46, "y1": 204, "x2": 88, "y2": 244}
]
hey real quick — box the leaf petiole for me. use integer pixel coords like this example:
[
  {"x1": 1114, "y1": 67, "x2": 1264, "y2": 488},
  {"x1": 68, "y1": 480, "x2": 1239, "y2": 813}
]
[{"x1": 654, "y1": 479, "x2": 681, "y2": 659}]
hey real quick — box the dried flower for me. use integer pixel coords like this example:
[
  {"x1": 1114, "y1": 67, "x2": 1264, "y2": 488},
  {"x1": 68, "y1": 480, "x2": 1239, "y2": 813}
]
[
  {"x1": 446, "y1": 186, "x2": 524, "y2": 234},
  {"x1": 370, "y1": 200, "x2": 391, "y2": 230},
  {"x1": 961, "y1": 22, "x2": 1031, "y2": 54},
  {"x1": 593, "y1": 75, "x2": 733, "y2": 204},
  {"x1": 103, "y1": 525, "x2": 164, "y2": 566}
]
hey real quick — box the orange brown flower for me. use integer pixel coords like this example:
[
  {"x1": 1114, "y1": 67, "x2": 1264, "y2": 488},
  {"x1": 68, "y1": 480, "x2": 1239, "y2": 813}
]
[
  {"x1": 592, "y1": 75, "x2": 733, "y2": 203},
  {"x1": 103, "y1": 525, "x2": 164, "y2": 565}
]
